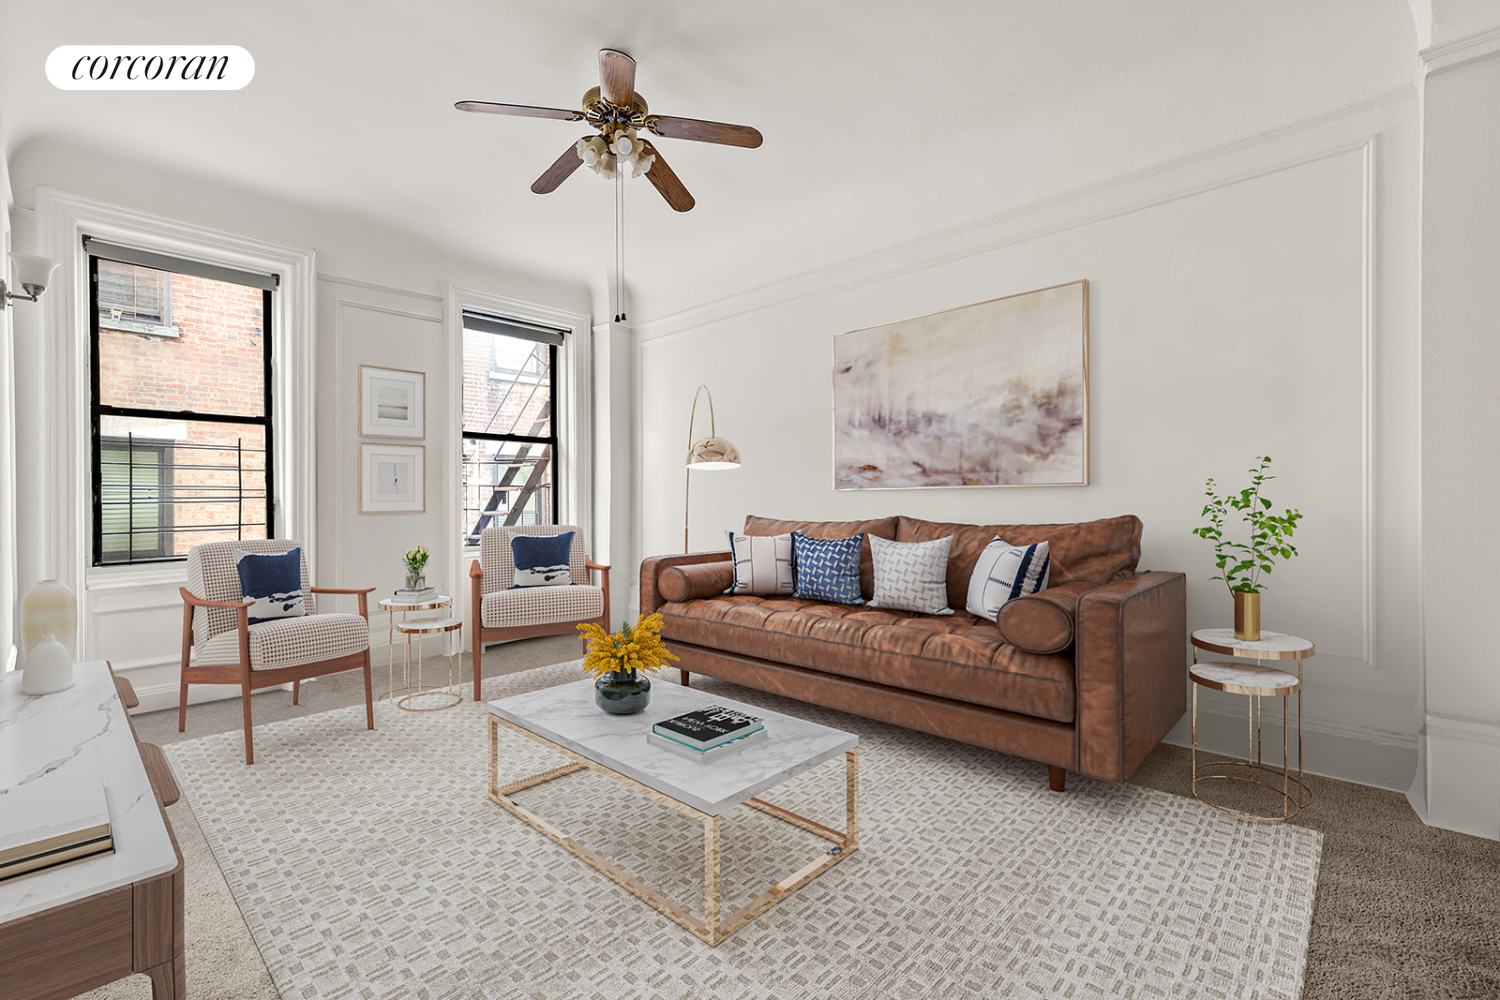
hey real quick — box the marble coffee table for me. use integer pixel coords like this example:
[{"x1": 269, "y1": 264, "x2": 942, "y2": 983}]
[{"x1": 486, "y1": 679, "x2": 859, "y2": 946}]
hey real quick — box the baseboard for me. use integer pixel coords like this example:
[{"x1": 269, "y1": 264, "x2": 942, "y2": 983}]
[
  {"x1": 1162, "y1": 702, "x2": 1418, "y2": 792},
  {"x1": 1417, "y1": 714, "x2": 1500, "y2": 840},
  {"x1": 127, "y1": 676, "x2": 298, "y2": 714}
]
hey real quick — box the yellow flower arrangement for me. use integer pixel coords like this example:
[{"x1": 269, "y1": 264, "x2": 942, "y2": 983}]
[{"x1": 577, "y1": 613, "x2": 680, "y2": 678}]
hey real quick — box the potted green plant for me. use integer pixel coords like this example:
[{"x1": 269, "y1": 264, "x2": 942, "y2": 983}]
[
  {"x1": 402, "y1": 545, "x2": 430, "y2": 591},
  {"x1": 1191, "y1": 455, "x2": 1304, "y2": 641}
]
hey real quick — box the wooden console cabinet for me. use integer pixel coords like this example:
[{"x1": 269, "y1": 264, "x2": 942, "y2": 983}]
[{"x1": 0, "y1": 662, "x2": 185, "y2": 999}]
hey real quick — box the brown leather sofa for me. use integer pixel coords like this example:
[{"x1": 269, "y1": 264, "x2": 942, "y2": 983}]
[{"x1": 640, "y1": 514, "x2": 1186, "y2": 791}]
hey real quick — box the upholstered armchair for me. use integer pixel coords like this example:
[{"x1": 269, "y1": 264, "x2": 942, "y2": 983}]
[
  {"x1": 468, "y1": 524, "x2": 610, "y2": 699},
  {"x1": 178, "y1": 539, "x2": 375, "y2": 764}
]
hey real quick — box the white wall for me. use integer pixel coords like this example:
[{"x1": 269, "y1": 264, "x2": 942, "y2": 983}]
[
  {"x1": 0, "y1": 108, "x2": 15, "y2": 672},
  {"x1": 633, "y1": 94, "x2": 1423, "y2": 791},
  {"x1": 6, "y1": 137, "x2": 593, "y2": 711},
  {"x1": 1415, "y1": 37, "x2": 1500, "y2": 837}
]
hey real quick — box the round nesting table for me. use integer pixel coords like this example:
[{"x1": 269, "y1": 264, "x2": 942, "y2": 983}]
[
  {"x1": 393, "y1": 616, "x2": 463, "y2": 712},
  {"x1": 378, "y1": 595, "x2": 452, "y2": 706},
  {"x1": 1190, "y1": 628, "x2": 1315, "y2": 822}
]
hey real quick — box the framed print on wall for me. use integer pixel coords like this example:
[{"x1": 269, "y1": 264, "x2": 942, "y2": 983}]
[
  {"x1": 359, "y1": 364, "x2": 425, "y2": 439},
  {"x1": 833, "y1": 279, "x2": 1089, "y2": 489},
  {"x1": 359, "y1": 442, "x2": 425, "y2": 513}
]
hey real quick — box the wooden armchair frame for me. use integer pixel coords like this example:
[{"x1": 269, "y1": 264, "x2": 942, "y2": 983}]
[
  {"x1": 468, "y1": 557, "x2": 611, "y2": 700},
  {"x1": 178, "y1": 585, "x2": 377, "y2": 764}
]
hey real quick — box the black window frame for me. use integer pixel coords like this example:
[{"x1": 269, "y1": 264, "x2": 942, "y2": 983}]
[
  {"x1": 462, "y1": 318, "x2": 561, "y2": 545},
  {"x1": 89, "y1": 251, "x2": 276, "y2": 567}
]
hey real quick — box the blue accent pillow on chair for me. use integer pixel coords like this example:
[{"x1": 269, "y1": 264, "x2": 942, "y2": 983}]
[
  {"x1": 791, "y1": 532, "x2": 865, "y2": 605},
  {"x1": 509, "y1": 530, "x2": 575, "y2": 588},
  {"x1": 233, "y1": 547, "x2": 306, "y2": 625}
]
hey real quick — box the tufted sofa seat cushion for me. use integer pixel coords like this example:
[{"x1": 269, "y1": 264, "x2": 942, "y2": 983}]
[{"x1": 660, "y1": 594, "x2": 1076, "y2": 723}]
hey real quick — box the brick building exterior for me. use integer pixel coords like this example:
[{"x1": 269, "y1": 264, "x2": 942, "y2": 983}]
[
  {"x1": 459, "y1": 331, "x2": 554, "y2": 544},
  {"x1": 97, "y1": 267, "x2": 268, "y2": 561}
]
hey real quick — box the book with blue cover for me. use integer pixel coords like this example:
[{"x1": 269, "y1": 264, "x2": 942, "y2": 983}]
[{"x1": 651, "y1": 706, "x2": 764, "y2": 750}]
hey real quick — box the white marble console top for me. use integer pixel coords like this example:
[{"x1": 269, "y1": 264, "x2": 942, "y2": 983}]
[
  {"x1": 488, "y1": 680, "x2": 858, "y2": 816},
  {"x1": 0, "y1": 661, "x2": 178, "y2": 924}
]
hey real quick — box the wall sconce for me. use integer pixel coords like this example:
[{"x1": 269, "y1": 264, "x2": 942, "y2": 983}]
[{"x1": 1, "y1": 253, "x2": 61, "y2": 306}]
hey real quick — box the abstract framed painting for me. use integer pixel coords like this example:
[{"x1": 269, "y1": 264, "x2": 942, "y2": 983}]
[
  {"x1": 359, "y1": 364, "x2": 425, "y2": 439},
  {"x1": 833, "y1": 280, "x2": 1089, "y2": 490},
  {"x1": 359, "y1": 442, "x2": 425, "y2": 513}
]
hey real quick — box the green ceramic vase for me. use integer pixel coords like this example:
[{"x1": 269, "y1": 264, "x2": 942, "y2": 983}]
[{"x1": 594, "y1": 668, "x2": 651, "y2": 715}]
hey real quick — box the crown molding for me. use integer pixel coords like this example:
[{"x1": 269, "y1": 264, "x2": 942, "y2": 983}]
[
  {"x1": 634, "y1": 86, "x2": 1412, "y2": 343},
  {"x1": 1420, "y1": 24, "x2": 1500, "y2": 76}
]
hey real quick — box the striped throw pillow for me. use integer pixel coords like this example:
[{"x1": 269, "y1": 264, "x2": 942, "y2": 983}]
[
  {"x1": 726, "y1": 531, "x2": 796, "y2": 595},
  {"x1": 966, "y1": 538, "x2": 1050, "y2": 621}
]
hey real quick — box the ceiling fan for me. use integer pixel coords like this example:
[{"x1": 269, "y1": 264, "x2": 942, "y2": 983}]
[{"x1": 456, "y1": 48, "x2": 763, "y2": 213}]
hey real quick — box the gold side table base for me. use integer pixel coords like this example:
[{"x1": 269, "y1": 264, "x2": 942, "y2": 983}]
[
  {"x1": 487, "y1": 714, "x2": 859, "y2": 947},
  {"x1": 397, "y1": 685, "x2": 464, "y2": 712},
  {"x1": 1193, "y1": 759, "x2": 1314, "y2": 822}
]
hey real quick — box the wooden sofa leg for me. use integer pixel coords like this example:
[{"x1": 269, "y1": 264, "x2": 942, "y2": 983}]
[
  {"x1": 292, "y1": 680, "x2": 300, "y2": 705},
  {"x1": 680, "y1": 669, "x2": 691, "y2": 687},
  {"x1": 178, "y1": 676, "x2": 189, "y2": 733},
  {"x1": 1048, "y1": 766, "x2": 1066, "y2": 792}
]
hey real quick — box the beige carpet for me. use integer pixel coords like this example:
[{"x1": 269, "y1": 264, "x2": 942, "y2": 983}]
[
  {"x1": 145, "y1": 661, "x2": 1318, "y2": 998},
  {"x1": 90, "y1": 635, "x2": 1500, "y2": 999}
]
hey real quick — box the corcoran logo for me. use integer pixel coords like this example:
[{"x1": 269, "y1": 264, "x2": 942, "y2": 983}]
[{"x1": 46, "y1": 46, "x2": 254, "y2": 90}]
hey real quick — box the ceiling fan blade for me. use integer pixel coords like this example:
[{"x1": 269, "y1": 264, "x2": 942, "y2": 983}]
[
  {"x1": 598, "y1": 49, "x2": 637, "y2": 107},
  {"x1": 648, "y1": 115, "x2": 763, "y2": 148},
  {"x1": 531, "y1": 142, "x2": 586, "y2": 194},
  {"x1": 642, "y1": 145, "x2": 695, "y2": 212},
  {"x1": 455, "y1": 101, "x2": 582, "y2": 121}
]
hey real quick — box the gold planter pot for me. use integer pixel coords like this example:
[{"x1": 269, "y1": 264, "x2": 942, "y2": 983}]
[{"x1": 1233, "y1": 591, "x2": 1261, "y2": 641}]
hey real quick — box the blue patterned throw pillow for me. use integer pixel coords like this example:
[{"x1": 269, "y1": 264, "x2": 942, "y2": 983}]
[
  {"x1": 509, "y1": 530, "x2": 575, "y2": 588},
  {"x1": 791, "y1": 532, "x2": 865, "y2": 605},
  {"x1": 233, "y1": 547, "x2": 306, "y2": 626},
  {"x1": 966, "y1": 537, "x2": 1050, "y2": 621}
]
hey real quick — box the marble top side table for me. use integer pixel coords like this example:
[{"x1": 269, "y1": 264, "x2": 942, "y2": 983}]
[{"x1": 1189, "y1": 628, "x2": 1316, "y2": 822}]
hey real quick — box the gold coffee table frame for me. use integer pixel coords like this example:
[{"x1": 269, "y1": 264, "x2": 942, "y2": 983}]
[
  {"x1": 488, "y1": 714, "x2": 859, "y2": 947},
  {"x1": 1190, "y1": 629, "x2": 1316, "y2": 822}
]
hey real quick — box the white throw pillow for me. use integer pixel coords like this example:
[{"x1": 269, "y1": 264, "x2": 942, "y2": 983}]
[
  {"x1": 966, "y1": 537, "x2": 1050, "y2": 620},
  {"x1": 725, "y1": 531, "x2": 796, "y2": 595},
  {"x1": 867, "y1": 535, "x2": 954, "y2": 615}
]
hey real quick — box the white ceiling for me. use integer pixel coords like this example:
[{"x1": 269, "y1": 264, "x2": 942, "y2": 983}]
[{"x1": 1, "y1": 1, "x2": 1414, "y2": 322}]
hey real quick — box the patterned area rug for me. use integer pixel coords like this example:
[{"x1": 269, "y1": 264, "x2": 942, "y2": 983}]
[{"x1": 164, "y1": 662, "x2": 1322, "y2": 999}]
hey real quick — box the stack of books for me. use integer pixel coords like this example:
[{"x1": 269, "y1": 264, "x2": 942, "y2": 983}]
[
  {"x1": 0, "y1": 772, "x2": 114, "y2": 884},
  {"x1": 392, "y1": 585, "x2": 437, "y2": 603},
  {"x1": 648, "y1": 706, "x2": 766, "y2": 763}
]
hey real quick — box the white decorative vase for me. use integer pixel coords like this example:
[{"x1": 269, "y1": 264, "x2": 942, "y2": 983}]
[
  {"x1": 21, "y1": 579, "x2": 77, "y2": 659},
  {"x1": 21, "y1": 634, "x2": 74, "y2": 695}
]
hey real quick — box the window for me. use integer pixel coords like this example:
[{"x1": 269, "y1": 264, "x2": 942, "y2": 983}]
[
  {"x1": 88, "y1": 241, "x2": 276, "y2": 566},
  {"x1": 97, "y1": 260, "x2": 176, "y2": 337},
  {"x1": 461, "y1": 309, "x2": 564, "y2": 545}
]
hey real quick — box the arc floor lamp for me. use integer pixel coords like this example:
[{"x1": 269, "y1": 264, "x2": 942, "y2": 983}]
[{"x1": 684, "y1": 384, "x2": 740, "y2": 551}]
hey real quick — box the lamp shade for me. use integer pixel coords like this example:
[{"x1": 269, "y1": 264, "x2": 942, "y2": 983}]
[
  {"x1": 687, "y1": 436, "x2": 741, "y2": 469},
  {"x1": 10, "y1": 253, "x2": 60, "y2": 293}
]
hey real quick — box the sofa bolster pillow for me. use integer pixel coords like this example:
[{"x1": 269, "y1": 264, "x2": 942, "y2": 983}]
[
  {"x1": 995, "y1": 580, "x2": 1095, "y2": 654},
  {"x1": 659, "y1": 561, "x2": 736, "y2": 603}
]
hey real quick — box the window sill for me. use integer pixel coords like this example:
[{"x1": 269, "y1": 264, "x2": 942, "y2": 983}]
[
  {"x1": 85, "y1": 562, "x2": 189, "y2": 591},
  {"x1": 101, "y1": 321, "x2": 180, "y2": 339}
]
